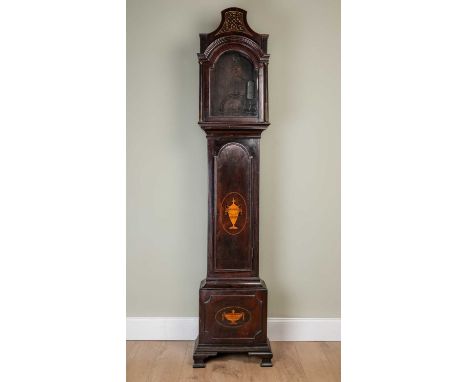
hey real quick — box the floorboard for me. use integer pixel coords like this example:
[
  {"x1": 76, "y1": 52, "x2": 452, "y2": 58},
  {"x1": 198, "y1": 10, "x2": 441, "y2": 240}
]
[{"x1": 127, "y1": 340, "x2": 341, "y2": 381}]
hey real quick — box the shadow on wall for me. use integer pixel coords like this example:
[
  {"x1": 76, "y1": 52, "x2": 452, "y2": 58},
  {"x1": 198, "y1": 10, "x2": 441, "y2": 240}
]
[
  {"x1": 169, "y1": 31, "x2": 205, "y2": 312},
  {"x1": 166, "y1": 10, "x2": 222, "y2": 311},
  {"x1": 256, "y1": 3, "x2": 295, "y2": 318}
]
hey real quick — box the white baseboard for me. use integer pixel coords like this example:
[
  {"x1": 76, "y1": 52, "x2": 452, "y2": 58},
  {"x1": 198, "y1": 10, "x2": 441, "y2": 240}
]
[{"x1": 127, "y1": 317, "x2": 340, "y2": 341}]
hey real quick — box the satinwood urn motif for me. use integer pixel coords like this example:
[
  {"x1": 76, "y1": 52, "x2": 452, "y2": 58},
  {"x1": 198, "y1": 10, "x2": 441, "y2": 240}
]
[
  {"x1": 193, "y1": 8, "x2": 273, "y2": 368},
  {"x1": 225, "y1": 198, "x2": 242, "y2": 230}
]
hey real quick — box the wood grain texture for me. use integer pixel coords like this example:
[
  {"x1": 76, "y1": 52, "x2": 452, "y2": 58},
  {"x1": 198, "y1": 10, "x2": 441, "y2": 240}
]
[
  {"x1": 295, "y1": 342, "x2": 340, "y2": 382},
  {"x1": 127, "y1": 341, "x2": 341, "y2": 381},
  {"x1": 194, "y1": 8, "x2": 272, "y2": 365},
  {"x1": 126, "y1": 341, "x2": 187, "y2": 382}
]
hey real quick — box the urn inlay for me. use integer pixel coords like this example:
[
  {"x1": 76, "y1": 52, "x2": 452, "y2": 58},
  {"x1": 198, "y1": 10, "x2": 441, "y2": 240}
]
[
  {"x1": 220, "y1": 192, "x2": 247, "y2": 235},
  {"x1": 215, "y1": 306, "x2": 251, "y2": 327}
]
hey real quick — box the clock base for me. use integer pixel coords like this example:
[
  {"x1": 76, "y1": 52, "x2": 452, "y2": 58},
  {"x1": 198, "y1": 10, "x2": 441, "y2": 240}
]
[
  {"x1": 194, "y1": 278, "x2": 272, "y2": 367},
  {"x1": 192, "y1": 336, "x2": 273, "y2": 368}
]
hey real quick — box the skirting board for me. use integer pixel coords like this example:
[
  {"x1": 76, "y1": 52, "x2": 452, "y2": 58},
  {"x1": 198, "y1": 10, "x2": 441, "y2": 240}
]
[{"x1": 127, "y1": 317, "x2": 340, "y2": 341}]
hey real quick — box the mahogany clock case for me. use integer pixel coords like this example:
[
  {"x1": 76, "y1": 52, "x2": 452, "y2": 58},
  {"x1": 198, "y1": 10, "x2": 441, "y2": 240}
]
[{"x1": 193, "y1": 8, "x2": 273, "y2": 368}]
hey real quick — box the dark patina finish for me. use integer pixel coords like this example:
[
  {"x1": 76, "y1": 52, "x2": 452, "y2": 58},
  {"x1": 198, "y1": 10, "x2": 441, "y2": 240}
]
[{"x1": 193, "y1": 8, "x2": 273, "y2": 368}]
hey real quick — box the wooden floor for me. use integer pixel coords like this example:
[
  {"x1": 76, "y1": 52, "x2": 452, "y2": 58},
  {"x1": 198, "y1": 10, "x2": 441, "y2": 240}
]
[{"x1": 127, "y1": 341, "x2": 340, "y2": 382}]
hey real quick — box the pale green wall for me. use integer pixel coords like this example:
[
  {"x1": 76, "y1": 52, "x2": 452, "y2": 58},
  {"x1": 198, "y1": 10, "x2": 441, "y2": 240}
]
[{"x1": 127, "y1": 0, "x2": 340, "y2": 317}]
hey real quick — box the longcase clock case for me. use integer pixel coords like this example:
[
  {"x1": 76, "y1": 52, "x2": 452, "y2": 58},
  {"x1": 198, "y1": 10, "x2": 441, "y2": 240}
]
[{"x1": 193, "y1": 8, "x2": 273, "y2": 368}]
